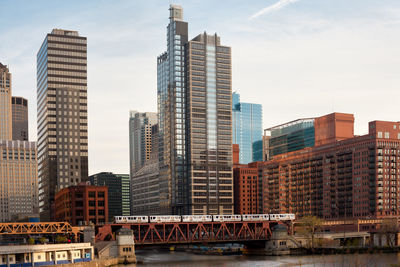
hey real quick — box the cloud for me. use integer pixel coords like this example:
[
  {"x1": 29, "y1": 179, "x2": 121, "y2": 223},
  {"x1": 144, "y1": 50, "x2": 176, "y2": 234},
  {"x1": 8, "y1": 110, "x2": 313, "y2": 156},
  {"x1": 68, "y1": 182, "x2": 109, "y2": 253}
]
[{"x1": 250, "y1": 0, "x2": 301, "y2": 19}]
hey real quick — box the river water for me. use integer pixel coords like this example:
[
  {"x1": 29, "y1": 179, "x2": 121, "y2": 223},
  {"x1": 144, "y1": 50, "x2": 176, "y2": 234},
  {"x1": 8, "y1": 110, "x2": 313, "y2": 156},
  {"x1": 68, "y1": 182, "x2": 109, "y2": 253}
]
[{"x1": 129, "y1": 250, "x2": 400, "y2": 267}]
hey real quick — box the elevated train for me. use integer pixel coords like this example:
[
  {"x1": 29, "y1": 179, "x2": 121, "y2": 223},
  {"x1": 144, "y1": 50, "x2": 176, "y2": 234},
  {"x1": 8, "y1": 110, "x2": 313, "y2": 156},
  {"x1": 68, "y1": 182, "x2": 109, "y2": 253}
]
[{"x1": 114, "y1": 214, "x2": 295, "y2": 224}]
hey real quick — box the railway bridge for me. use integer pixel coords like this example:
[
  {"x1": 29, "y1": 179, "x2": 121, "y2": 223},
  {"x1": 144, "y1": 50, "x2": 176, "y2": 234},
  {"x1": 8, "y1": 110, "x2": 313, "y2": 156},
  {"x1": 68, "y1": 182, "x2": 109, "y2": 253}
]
[{"x1": 95, "y1": 220, "x2": 292, "y2": 245}]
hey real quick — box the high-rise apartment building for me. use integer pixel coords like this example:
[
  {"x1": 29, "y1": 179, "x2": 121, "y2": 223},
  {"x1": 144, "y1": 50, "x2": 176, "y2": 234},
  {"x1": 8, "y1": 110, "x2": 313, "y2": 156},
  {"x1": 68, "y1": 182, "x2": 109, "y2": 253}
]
[
  {"x1": 37, "y1": 29, "x2": 88, "y2": 220},
  {"x1": 129, "y1": 111, "x2": 157, "y2": 176},
  {"x1": 232, "y1": 92, "x2": 263, "y2": 164},
  {"x1": 89, "y1": 172, "x2": 130, "y2": 221},
  {"x1": 0, "y1": 140, "x2": 38, "y2": 222},
  {"x1": 12, "y1": 96, "x2": 29, "y2": 141},
  {"x1": 266, "y1": 113, "x2": 355, "y2": 159},
  {"x1": 263, "y1": 113, "x2": 400, "y2": 220},
  {"x1": 0, "y1": 63, "x2": 12, "y2": 140},
  {"x1": 157, "y1": 5, "x2": 233, "y2": 215}
]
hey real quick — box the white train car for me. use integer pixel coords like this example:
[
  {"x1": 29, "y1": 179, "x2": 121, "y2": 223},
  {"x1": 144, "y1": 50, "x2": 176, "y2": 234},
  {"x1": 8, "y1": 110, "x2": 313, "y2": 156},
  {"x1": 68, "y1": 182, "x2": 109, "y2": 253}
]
[
  {"x1": 150, "y1": 215, "x2": 182, "y2": 223},
  {"x1": 182, "y1": 215, "x2": 212, "y2": 222},
  {"x1": 213, "y1": 215, "x2": 242, "y2": 222},
  {"x1": 115, "y1": 216, "x2": 148, "y2": 223},
  {"x1": 242, "y1": 214, "x2": 270, "y2": 221},
  {"x1": 269, "y1": 214, "x2": 295, "y2": 221}
]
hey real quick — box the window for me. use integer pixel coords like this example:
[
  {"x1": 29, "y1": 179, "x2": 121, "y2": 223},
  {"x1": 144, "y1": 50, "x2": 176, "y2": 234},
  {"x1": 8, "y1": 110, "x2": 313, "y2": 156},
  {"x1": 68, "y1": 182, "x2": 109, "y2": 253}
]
[
  {"x1": 88, "y1": 192, "x2": 95, "y2": 198},
  {"x1": 98, "y1": 192, "x2": 105, "y2": 198},
  {"x1": 378, "y1": 132, "x2": 383, "y2": 138},
  {"x1": 385, "y1": 132, "x2": 390, "y2": 139},
  {"x1": 89, "y1": 201, "x2": 96, "y2": 207}
]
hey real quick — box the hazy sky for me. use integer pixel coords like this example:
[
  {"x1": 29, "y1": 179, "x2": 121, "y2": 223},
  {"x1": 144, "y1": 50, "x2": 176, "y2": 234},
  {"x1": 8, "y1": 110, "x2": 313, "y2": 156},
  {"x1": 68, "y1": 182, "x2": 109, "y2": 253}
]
[{"x1": 1, "y1": 0, "x2": 400, "y2": 175}]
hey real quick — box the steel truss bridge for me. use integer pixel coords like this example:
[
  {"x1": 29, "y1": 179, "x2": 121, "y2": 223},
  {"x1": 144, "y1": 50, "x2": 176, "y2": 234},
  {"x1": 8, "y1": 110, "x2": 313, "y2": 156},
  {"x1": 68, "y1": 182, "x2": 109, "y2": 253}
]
[
  {"x1": 0, "y1": 222, "x2": 81, "y2": 240},
  {"x1": 96, "y1": 221, "x2": 290, "y2": 245}
]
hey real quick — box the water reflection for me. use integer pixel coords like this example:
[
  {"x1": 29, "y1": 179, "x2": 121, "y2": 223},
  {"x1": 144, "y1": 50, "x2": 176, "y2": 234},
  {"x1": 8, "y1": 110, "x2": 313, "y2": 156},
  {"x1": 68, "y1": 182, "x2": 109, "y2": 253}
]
[{"x1": 125, "y1": 250, "x2": 400, "y2": 267}]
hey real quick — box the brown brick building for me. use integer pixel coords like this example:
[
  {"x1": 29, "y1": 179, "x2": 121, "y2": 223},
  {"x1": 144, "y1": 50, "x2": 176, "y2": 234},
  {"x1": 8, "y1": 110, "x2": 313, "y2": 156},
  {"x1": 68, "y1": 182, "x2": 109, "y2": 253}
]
[
  {"x1": 55, "y1": 184, "x2": 108, "y2": 225},
  {"x1": 233, "y1": 145, "x2": 262, "y2": 214},
  {"x1": 263, "y1": 113, "x2": 400, "y2": 220},
  {"x1": 234, "y1": 163, "x2": 262, "y2": 214}
]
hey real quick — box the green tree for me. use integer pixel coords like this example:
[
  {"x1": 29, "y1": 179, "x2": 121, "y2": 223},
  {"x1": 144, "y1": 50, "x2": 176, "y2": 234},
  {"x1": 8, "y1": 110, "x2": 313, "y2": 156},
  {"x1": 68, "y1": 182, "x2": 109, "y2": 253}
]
[
  {"x1": 297, "y1": 215, "x2": 324, "y2": 250},
  {"x1": 55, "y1": 235, "x2": 67, "y2": 243},
  {"x1": 379, "y1": 218, "x2": 398, "y2": 247},
  {"x1": 27, "y1": 237, "x2": 35, "y2": 245}
]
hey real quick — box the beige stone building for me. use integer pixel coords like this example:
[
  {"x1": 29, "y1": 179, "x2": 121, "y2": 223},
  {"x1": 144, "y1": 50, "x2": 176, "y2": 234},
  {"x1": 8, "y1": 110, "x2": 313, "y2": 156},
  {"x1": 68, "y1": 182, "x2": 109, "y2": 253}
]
[
  {"x1": 0, "y1": 63, "x2": 12, "y2": 140},
  {"x1": 0, "y1": 140, "x2": 38, "y2": 222}
]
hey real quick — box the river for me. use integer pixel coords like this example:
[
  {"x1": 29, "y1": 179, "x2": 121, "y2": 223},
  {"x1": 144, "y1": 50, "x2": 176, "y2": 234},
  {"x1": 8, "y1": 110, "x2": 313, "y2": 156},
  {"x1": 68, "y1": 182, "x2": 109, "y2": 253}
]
[{"x1": 128, "y1": 250, "x2": 400, "y2": 267}]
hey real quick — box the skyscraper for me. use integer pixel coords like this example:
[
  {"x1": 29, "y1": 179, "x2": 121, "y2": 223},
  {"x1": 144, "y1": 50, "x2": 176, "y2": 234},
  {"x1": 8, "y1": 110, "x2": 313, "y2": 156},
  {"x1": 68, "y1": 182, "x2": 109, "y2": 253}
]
[
  {"x1": 89, "y1": 172, "x2": 131, "y2": 221},
  {"x1": 129, "y1": 111, "x2": 157, "y2": 176},
  {"x1": 157, "y1": 5, "x2": 234, "y2": 215},
  {"x1": 0, "y1": 63, "x2": 38, "y2": 222},
  {"x1": 37, "y1": 29, "x2": 88, "y2": 220},
  {"x1": 0, "y1": 63, "x2": 12, "y2": 140},
  {"x1": 12, "y1": 96, "x2": 29, "y2": 141},
  {"x1": 232, "y1": 92, "x2": 263, "y2": 164}
]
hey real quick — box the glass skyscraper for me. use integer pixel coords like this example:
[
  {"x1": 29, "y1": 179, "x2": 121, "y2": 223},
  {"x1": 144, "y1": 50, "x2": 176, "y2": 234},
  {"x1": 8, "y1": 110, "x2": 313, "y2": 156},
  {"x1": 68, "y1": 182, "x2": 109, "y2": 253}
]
[
  {"x1": 267, "y1": 118, "x2": 315, "y2": 158},
  {"x1": 232, "y1": 92, "x2": 263, "y2": 164},
  {"x1": 157, "y1": 5, "x2": 233, "y2": 215}
]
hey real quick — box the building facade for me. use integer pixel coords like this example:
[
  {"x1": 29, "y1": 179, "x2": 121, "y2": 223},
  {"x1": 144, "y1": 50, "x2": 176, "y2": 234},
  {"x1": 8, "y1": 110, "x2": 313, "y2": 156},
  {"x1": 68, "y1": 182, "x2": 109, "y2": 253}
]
[
  {"x1": 37, "y1": 29, "x2": 88, "y2": 220},
  {"x1": 130, "y1": 161, "x2": 160, "y2": 215},
  {"x1": 157, "y1": 5, "x2": 233, "y2": 215},
  {"x1": 129, "y1": 111, "x2": 157, "y2": 176},
  {"x1": 263, "y1": 113, "x2": 400, "y2": 220},
  {"x1": 233, "y1": 162, "x2": 261, "y2": 214},
  {"x1": 54, "y1": 185, "x2": 108, "y2": 225},
  {"x1": 0, "y1": 140, "x2": 38, "y2": 222},
  {"x1": 89, "y1": 172, "x2": 130, "y2": 221},
  {"x1": 266, "y1": 118, "x2": 315, "y2": 159},
  {"x1": 232, "y1": 92, "x2": 263, "y2": 164},
  {"x1": 12, "y1": 96, "x2": 29, "y2": 141},
  {"x1": 0, "y1": 63, "x2": 12, "y2": 140}
]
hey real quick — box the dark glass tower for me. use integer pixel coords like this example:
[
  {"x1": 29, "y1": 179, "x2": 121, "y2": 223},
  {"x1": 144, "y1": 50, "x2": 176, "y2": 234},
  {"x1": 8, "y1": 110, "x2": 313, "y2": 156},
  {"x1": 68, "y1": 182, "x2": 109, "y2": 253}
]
[{"x1": 37, "y1": 29, "x2": 88, "y2": 220}]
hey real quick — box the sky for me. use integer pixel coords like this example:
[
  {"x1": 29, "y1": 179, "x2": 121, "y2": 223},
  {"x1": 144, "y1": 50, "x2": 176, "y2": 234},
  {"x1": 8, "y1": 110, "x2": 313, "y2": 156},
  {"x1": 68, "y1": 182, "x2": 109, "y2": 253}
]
[{"x1": 1, "y1": 0, "x2": 400, "y2": 175}]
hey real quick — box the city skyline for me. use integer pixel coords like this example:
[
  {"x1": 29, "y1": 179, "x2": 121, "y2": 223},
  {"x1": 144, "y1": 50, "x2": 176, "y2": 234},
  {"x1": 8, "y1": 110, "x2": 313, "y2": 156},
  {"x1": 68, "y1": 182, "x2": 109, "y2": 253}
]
[{"x1": 1, "y1": 0, "x2": 400, "y2": 174}]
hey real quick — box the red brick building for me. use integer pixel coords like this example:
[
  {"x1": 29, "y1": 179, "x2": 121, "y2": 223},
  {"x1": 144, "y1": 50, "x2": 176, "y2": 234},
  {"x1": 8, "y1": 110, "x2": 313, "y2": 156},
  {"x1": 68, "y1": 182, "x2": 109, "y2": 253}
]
[
  {"x1": 233, "y1": 144, "x2": 263, "y2": 214},
  {"x1": 263, "y1": 114, "x2": 400, "y2": 220},
  {"x1": 234, "y1": 165, "x2": 260, "y2": 214},
  {"x1": 55, "y1": 184, "x2": 108, "y2": 225}
]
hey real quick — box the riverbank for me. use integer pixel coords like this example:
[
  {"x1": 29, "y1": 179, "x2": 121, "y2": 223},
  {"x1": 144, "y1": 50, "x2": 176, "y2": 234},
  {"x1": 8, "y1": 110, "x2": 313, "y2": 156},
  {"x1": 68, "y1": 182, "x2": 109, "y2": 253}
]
[{"x1": 133, "y1": 250, "x2": 400, "y2": 266}]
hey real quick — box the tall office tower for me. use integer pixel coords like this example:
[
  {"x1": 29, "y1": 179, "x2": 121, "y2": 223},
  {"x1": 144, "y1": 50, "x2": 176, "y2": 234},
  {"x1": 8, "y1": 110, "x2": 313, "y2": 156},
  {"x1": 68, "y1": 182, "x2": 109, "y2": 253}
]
[
  {"x1": 37, "y1": 29, "x2": 88, "y2": 220},
  {"x1": 129, "y1": 111, "x2": 157, "y2": 176},
  {"x1": 232, "y1": 92, "x2": 263, "y2": 164},
  {"x1": 0, "y1": 140, "x2": 38, "y2": 222},
  {"x1": 89, "y1": 172, "x2": 131, "y2": 221},
  {"x1": 0, "y1": 63, "x2": 12, "y2": 140},
  {"x1": 12, "y1": 96, "x2": 29, "y2": 141},
  {"x1": 157, "y1": 5, "x2": 233, "y2": 215}
]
